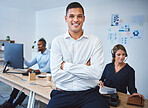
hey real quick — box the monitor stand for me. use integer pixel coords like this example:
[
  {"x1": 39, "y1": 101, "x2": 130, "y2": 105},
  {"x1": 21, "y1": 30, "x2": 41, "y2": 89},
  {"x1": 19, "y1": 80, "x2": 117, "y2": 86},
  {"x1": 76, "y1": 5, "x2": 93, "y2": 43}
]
[
  {"x1": 3, "y1": 61, "x2": 24, "y2": 74},
  {"x1": 3, "y1": 61, "x2": 9, "y2": 73}
]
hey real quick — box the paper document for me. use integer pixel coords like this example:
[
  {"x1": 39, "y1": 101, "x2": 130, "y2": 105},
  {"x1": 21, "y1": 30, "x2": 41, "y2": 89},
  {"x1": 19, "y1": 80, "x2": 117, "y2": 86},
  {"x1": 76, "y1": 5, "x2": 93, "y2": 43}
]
[{"x1": 99, "y1": 86, "x2": 117, "y2": 94}]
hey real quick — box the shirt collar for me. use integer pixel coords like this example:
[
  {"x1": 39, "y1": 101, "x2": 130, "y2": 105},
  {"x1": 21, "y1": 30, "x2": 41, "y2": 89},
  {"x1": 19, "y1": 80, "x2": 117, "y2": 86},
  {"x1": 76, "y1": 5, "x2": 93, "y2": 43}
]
[
  {"x1": 39, "y1": 48, "x2": 48, "y2": 55},
  {"x1": 64, "y1": 30, "x2": 88, "y2": 39}
]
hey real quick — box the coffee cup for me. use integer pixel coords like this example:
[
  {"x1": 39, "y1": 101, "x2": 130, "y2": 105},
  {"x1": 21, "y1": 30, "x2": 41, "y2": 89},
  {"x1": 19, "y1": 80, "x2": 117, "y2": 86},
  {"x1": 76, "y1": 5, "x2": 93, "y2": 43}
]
[{"x1": 47, "y1": 74, "x2": 52, "y2": 82}]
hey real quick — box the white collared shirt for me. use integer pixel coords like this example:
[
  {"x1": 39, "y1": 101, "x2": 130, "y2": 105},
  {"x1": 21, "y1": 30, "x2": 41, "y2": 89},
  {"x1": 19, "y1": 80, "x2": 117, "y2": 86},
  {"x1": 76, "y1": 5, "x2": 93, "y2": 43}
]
[{"x1": 50, "y1": 31, "x2": 104, "y2": 91}]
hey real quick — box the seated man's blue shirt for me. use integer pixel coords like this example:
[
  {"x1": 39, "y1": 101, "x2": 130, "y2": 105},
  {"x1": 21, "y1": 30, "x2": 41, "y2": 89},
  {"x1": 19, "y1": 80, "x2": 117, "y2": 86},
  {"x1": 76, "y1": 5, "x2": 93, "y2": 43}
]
[{"x1": 24, "y1": 49, "x2": 51, "y2": 73}]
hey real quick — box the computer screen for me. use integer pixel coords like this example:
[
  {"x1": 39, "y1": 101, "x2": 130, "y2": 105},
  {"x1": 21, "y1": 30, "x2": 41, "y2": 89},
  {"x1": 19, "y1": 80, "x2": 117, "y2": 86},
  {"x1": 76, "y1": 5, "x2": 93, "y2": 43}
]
[{"x1": 3, "y1": 42, "x2": 24, "y2": 73}]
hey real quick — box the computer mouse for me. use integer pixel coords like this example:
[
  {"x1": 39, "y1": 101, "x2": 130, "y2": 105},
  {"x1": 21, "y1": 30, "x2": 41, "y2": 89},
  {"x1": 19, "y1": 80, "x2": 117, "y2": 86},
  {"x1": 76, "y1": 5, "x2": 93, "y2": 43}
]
[{"x1": 22, "y1": 72, "x2": 29, "y2": 76}]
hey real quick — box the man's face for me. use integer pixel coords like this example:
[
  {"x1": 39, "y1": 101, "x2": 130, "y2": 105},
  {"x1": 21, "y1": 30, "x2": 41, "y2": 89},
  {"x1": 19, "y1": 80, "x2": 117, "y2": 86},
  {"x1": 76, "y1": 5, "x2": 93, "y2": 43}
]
[
  {"x1": 65, "y1": 8, "x2": 85, "y2": 34},
  {"x1": 37, "y1": 41, "x2": 45, "y2": 51}
]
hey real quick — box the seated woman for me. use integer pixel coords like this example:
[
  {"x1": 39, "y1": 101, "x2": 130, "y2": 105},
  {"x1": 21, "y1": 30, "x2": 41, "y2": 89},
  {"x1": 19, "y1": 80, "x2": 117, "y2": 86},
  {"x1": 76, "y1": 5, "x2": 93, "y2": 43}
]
[{"x1": 99, "y1": 44, "x2": 144, "y2": 99}]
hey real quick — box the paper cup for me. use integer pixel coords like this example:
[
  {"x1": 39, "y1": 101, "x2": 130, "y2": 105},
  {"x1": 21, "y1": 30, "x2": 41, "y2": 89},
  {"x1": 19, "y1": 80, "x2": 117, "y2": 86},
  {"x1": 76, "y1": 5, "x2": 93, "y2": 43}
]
[{"x1": 47, "y1": 74, "x2": 52, "y2": 82}]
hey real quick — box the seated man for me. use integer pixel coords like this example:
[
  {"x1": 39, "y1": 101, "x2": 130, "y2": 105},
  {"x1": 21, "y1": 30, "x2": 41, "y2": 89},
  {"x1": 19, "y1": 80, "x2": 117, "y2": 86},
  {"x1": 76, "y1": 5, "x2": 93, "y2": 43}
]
[
  {"x1": 0, "y1": 38, "x2": 51, "y2": 108},
  {"x1": 24, "y1": 38, "x2": 51, "y2": 74}
]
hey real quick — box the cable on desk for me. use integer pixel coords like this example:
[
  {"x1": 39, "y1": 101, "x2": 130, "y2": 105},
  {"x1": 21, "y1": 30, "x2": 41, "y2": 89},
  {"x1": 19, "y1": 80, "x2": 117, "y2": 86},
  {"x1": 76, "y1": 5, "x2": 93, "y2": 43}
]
[
  {"x1": 35, "y1": 83, "x2": 53, "y2": 88},
  {"x1": 6, "y1": 73, "x2": 25, "y2": 81},
  {"x1": 13, "y1": 74, "x2": 24, "y2": 80},
  {"x1": 34, "y1": 83, "x2": 56, "y2": 89}
]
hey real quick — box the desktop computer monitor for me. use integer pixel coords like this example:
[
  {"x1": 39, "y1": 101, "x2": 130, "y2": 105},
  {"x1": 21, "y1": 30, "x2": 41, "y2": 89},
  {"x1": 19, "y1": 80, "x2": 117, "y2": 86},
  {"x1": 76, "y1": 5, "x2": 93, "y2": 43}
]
[{"x1": 3, "y1": 42, "x2": 24, "y2": 73}]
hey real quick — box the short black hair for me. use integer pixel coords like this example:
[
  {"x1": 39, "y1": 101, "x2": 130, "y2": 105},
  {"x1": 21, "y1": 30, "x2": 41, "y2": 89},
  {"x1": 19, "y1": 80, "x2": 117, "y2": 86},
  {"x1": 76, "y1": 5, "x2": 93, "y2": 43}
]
[
  {"x1": 38, "y1": 38, "x2": 46, "y2": 46},
  {"x1": 66, "y1": 2, "x2": 84, "y2": 16}
]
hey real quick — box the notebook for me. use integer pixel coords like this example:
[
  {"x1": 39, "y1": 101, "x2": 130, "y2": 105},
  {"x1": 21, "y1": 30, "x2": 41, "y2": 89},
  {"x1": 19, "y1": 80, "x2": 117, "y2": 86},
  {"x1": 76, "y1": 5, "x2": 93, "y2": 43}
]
[{"x1": 127, "y1": 96, "x2": 144, "y2": 107}]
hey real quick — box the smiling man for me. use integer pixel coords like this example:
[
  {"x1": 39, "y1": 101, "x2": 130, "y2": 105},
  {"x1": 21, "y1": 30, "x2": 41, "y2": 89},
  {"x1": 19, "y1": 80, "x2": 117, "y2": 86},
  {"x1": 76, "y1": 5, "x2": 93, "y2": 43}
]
[{"x1": 46, "y1": 2, "x2": 109, "y2": 108}]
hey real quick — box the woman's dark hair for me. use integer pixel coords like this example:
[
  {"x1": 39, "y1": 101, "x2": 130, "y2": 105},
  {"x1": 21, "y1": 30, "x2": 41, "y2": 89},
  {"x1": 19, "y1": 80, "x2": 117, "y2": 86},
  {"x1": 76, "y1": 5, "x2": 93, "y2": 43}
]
[
  {"x1": 66, "y1": 2, "x2": 84, "y2": 16},
  {"x1": 112, "y1": 44, "x2": 127, "y2": 62}
]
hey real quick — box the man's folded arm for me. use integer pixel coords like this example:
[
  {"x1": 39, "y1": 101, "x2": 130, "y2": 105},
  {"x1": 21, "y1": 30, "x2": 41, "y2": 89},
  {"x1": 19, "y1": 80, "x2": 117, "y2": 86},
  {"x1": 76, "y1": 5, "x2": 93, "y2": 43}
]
[
  {"x1": 63, "y1": 40, "x2": 104, "y2": 80},
  {"x1": 50, "y1": 40, "x2": 79, "y2": 83}
]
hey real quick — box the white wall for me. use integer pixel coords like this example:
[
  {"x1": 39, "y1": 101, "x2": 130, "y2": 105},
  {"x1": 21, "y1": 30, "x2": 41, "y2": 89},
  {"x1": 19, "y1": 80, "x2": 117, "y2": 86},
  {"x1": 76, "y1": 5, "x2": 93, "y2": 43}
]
[
  {"x1": 0, "y1": 6, "x2": 36, "y2": 60},
  {"x1": 36, "y1": 0, "x2": 148, "y2": 98},
  {"x1": 36, "y1": 7, "x2": 67, "y2": 47}
]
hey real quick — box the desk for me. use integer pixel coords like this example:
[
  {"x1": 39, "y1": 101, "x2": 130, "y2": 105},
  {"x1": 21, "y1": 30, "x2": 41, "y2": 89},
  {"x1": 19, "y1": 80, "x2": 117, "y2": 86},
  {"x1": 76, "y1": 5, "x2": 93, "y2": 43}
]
[
  {"x1": 113, "y1": 92, "x2": 148, "y2": 108},
  {"x1": 0, "y1": 67, "x2": 148, "y2": 108},
  {"x1": 0, "y1": 66, "x2": 55, "y2": 108}
]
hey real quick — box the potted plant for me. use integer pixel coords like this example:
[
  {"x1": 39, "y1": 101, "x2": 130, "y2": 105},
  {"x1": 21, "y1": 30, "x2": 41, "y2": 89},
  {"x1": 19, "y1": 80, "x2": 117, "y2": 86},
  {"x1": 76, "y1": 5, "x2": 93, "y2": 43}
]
[
  {"x1": 1, "y1": 43, "x2": 4, "y2": 50},
  {"x1": 31, "y1": 40, "x2": 37, "y2": 53},
  {"x1": 6, "y1": 36, "x2": 10, "y2": 41},
  {"x1": 32, "y1": 40, "x2": 36, "y2": 49}
]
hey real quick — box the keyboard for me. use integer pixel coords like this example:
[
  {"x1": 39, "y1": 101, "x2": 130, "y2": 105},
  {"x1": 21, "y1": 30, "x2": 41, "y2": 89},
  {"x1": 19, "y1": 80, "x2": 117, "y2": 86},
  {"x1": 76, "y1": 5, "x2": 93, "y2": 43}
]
[
  {"x1": 4, "y1": 71, "x2": 24, "y2": 74},
  {"x1": 17, "y1": 68, "x2": 28, "y2": 72},
  {"x1": 4, "y1": 68, "x2": 28, "y2": 74},
  {"x1": 17, "y1": 69, "x2": 29, "y2": 76},
  {"x1": 22, "y1": 72, "x2": 29, "y2": 76}
]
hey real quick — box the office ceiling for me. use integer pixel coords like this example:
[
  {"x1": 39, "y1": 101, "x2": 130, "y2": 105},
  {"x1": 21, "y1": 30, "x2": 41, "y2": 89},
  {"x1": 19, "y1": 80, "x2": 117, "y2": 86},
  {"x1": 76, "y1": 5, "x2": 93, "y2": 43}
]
[
  {"x1": 0, "y1": 0, "x2": 76, "y2": 11},
  {"x1": 0, "y1": 0, "x2": 141, "y2": 11}
]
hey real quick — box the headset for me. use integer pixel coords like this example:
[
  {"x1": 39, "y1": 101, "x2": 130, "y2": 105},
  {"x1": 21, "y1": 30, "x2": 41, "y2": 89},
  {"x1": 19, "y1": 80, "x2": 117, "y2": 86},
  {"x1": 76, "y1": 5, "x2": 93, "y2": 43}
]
[
  {"x1": 42, "y1": 40, "x2": 46, "y2": 47},
  {"x1": 43, "y1": 43, "x2": 46, "y2": 47},
  {"x1": 38, "y1": 39, "x2": 46, "y2": 47},
  {"x1": 111, "y1": 45, "x2": 128, "y2": 58},
  {"x1": 111, "y1": 49, "x2": 115, "y2": 58}
]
